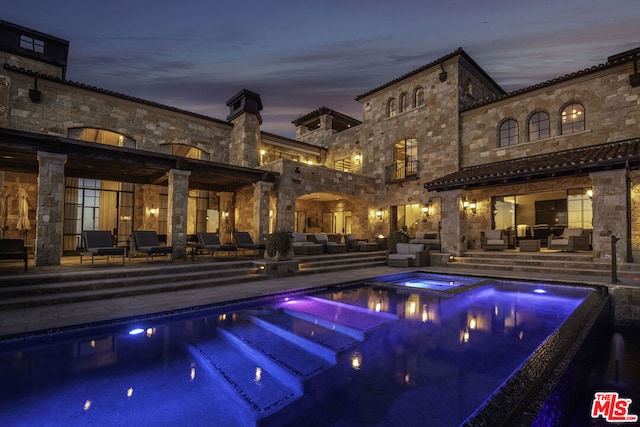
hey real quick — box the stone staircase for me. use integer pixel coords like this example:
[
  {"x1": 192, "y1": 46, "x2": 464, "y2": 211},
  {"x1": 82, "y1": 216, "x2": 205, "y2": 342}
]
[
  {"x1": 0, "y1": 251, "x2": 388, "y2": 310},
  {"x1": 448, "y1": 250, "x2": 640, "y2": 281}
]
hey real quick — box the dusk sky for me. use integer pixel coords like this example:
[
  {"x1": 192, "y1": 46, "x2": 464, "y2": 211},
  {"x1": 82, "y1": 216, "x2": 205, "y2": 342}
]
[{"x1": 5, "y1": 1, "x2": 639, "y2": 138}]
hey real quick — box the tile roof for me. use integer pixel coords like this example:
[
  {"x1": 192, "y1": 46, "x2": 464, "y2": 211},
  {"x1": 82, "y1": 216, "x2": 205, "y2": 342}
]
[{"x1": 424, "y1": 138, "x2": 640, "y2": 191}]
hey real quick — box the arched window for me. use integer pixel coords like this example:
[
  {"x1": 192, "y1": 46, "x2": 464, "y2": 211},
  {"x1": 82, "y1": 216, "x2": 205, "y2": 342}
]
[
  {"x1": 387, "y1": 98, "x2": 397, "y2": 117},
  {"x1": 528, "y1": 112, "x2": 550, "y2": 141},
  {"x1": 498, "y1": 119, "x2": 519, "y2": 147},
  {"x1": 413, "y1": 87, "x2": 424, "y2": 107},
  {"x1": 561, "y1": 103, "x2": 585, "y2": 134},
  {"x1": 399, "y1": 92, "x2": 410, "y2": 113}
]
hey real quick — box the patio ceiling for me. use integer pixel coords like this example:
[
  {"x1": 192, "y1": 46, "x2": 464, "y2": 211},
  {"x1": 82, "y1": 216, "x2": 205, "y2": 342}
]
[
  {"x1": 424, "y1": 137, "x2": 640, "y2": 191},
  {"x1": 0, "y1": 127, "x2": 278, "y2": 191}
]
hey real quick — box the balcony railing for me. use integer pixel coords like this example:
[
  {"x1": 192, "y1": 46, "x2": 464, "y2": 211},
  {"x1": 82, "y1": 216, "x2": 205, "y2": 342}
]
[{"x1": 385, "y1": 160, "x2": 419, "y2": 183}]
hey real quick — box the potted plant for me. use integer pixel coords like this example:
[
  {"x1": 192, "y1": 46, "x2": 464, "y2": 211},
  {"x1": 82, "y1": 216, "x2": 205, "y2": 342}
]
[
  {"x1": 387, "y1": 228, "x2": 410, "y2": 253},
  {"x1": 264, "y1": 230, "x2": 294, "y2": 261}
]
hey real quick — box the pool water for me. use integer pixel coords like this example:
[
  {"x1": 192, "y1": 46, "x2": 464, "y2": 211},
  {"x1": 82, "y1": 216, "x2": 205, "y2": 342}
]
[
  {"x1": 0, "y1": 275, "x2": 596, "y2": 426},
  {"x1": 370, "y1": 271, "x2": 486, "y2": 293}
]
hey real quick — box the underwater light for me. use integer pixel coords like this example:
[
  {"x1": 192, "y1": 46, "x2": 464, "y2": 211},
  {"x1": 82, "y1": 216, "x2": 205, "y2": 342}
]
[
  {"x1": 533, "y1": 289, "x2": 547, "y2": 294},
  {"x1": 128, "y1": 328, "x2": 145, "y2": 335}
]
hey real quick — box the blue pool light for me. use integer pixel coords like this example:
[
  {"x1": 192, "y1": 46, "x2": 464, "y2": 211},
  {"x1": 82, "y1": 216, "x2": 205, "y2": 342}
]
[
  {"x1": 533, "y1": 288, "x2": 547, "y2": 294},
  {"x1": 128, "y1": 328, "x2": 145, "y2": 335}
]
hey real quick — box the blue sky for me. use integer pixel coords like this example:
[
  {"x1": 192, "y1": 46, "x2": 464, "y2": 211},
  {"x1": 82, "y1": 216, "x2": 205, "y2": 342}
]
[{"x1": 5, "y1": 0, "x2": 639, "y2": 137}]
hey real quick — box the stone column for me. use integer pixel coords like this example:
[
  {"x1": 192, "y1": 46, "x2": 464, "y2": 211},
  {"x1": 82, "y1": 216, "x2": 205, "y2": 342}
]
[
  {"x1": 590, "y1": 169, "x2": 628, "y2": 262},
  {"x1": 439, "y1": 189, "x2": 465, "y2": 256},
  {"x1": 35, "y1": 151, "x2": 67, "y2": 266},
  {"x1": 253, "y1": 181, "x2": 273, "y2": 244},
  {"x1": 167, "y1": 169, "x2": 191, "y2": 260}
]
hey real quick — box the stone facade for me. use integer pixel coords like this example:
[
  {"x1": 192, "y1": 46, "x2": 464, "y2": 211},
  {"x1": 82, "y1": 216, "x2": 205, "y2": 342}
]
[{"x1": 2, "y1": 20, "x2": 640, "y2": 279}]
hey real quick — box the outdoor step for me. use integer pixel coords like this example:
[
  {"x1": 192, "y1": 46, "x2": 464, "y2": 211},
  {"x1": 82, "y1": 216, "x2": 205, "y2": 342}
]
[
  {"x1": 280, "y1": 296, "x2": 398, "y2": 340},
  {"x1": 298, "y1": 260, "x2": 388, "y2": 275},
  {"x1": 0, "y1": 273, "x2": 264, "y2": 309},
  {"x1": 0, "y1": 259, "x2": 258, "y2": 287},
  {"x1": 0, "y1": 265, "x2": 259, "y2": 298},
  {"x1": 447, "y1": 261, "x2": 611, "y2": 277},
  {"x1": 453, "y1": 257, "x2": 610, "y2": 270},
  {"x1": 222, "y1": 315, "x2": 334, "y2": 380},
  {"x1": 188, "y1": 329, "x2": 302, "y2": 422}
]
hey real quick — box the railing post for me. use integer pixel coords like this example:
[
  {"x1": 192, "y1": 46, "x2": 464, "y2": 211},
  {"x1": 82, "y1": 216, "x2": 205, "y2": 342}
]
[{"x1": 611, "y1": 234, "x2": 620, "y2": 284}]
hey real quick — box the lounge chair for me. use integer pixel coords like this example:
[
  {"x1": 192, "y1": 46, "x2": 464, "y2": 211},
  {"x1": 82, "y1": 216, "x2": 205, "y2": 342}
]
[
  {"x1": 481, "y1": 229, "x2": 507, "y2": 250},
  {"x1": 345, "y1": 234, "x2": 367, "y2": 251},
  {"x1": 197, "y1": 232, "x2": 237, "y2": 259},
  {"x1": 0, "y1": 239, "x2": 28, "y2": 272},
  {"x1": 233, "y1": 231, "x2": 266, "y2": 257},
  {"x1": 132, "y1": 230, "x2": 174, "y2": 263},
  {"x1": 291, "y1": 232, "x2": 324, "y2": 255},
  {"x1": 81, "y1": 230, "x2": 125, "y2": 267}
]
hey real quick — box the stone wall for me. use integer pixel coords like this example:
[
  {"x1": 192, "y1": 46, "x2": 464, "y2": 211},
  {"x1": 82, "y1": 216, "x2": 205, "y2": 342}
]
[
  {"x1": 460, "y1": 62, "x2": 639, "y2": 167},
  {"x1": 4, "y1": 68, "x2": 232, "y2": 162}
]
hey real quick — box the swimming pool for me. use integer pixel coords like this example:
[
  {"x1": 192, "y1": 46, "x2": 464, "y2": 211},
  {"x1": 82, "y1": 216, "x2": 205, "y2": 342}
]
[{"x1": 0, "y1": 274, "x2": 605, "y2": 426}]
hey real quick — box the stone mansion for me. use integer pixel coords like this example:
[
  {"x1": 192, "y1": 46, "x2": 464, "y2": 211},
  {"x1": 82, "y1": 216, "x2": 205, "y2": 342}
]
[{"x1": 1, "y1": 19, "x2": 639, "y2": 267}]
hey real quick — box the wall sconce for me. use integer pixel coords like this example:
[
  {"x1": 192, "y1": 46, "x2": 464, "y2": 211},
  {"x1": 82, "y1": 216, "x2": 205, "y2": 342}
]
[
  {"x1": 147, "y1": 207, "x2": 158, "y2": 216},
  {"x1": 469, "y1": 199, "x2": 477, "y2": 214},
  {"x1": 222, "y1": 211, "x2": 229, "y2": 220},
  {"x1": 422, "y1": 202, "x2": 431, "y2": 219},
  {"x1": 354, "y1": 153, "x2": 362, "y2": 165},
  {"x1": 587, "y1": 189, "x2": 593, "y2": 199},
  {"x1": 375, "y1": 209, "x2": 383, "y2": 221},
  {"x1": 462, "y1": 198, "x2": 476, "y2": 215}
]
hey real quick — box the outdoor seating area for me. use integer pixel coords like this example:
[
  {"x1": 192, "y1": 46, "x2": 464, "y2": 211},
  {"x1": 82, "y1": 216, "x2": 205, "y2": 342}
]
[
  {"x1": 131, "y1": 231, "x2": 174, "y2": 263},
  {"x1": 80, "y1": 230, "x2": 125, "y2": 267}
]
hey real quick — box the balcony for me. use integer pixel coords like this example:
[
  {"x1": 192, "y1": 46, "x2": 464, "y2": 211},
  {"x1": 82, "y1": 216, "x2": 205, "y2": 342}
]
[{"x1": 385, "y1": 160, "x2": 419, "y2": 183}]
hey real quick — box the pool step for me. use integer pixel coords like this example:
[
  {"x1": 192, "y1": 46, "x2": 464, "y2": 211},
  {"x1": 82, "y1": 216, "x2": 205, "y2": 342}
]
[
  {"x1": 280, "y1": 296, "x2": 399, "y2": 340},
  {"x1": 188, "y1": 331, "x2": 302, "y2": 423}
]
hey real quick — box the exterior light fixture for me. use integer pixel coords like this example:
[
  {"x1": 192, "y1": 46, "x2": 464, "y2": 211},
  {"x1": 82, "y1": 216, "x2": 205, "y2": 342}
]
[
  {"x1": 375, "y1": 209, "x2": 383, "y2": 221},
  {"x1": 462, "y1": 198, "x2": 470, "y2": 211},
  {"x1": 147, "y1": 207, "x2": 158, "y2": 216},
  {"x1": 587, "y1": 189, "x2": 593, "y2": 199},
  {"x1": 354, "y1": 154, "x2": 362, "y2": 164},
  {"x1": 469, "y1": 199, "x2": 477, "y2": 214}
]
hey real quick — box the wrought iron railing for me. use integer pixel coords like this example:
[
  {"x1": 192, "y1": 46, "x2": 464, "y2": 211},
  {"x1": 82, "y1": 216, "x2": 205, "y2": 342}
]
[{"x1": 385, "y1": 160, "x2": 419, "y2": 183}]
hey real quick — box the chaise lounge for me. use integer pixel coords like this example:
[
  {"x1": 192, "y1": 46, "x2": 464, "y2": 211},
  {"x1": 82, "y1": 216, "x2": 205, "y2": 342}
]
[
  {"x1": 81, "y1": 230, "x2": 125, "y2": 267},
  {"x1": 132, "y1": 230, "x2": 174, "y2": 263},
  {"x1": 0, "y1": 238, "x2": 28, "y2": 272},
  {"x1": 233, "y1": 231, "x2": 266, "y2": 257},
  {"x1": 197, "y1": 232, "x2": 238, "y2": 259}
]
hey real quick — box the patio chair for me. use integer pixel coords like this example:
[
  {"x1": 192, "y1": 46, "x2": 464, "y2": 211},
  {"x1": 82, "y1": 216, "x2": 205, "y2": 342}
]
[
  {"x1": 197, "y1": 232, "x2": 238, "y2": 259},
  {"x1": 132, "y1": 230, "x2": 174, "y2": 263},
  {"x1": 345, "y1": 234, "x2": 367, "y2": 251},
  {"x1": 387, "y1": 243, "x2": 430, "y2": 267},
  {"x1": 81, "y1": 230, "x2": 125, "y2": 267},
  {"x1": 548, "y1": 228, "x2": 591, "y2": 251},
  {"x1": 481, "y1": 229, "x2": 507, "y2": 250},
  {"x1": 233, "y1": 231, "x2": 266, "y2": 257}
]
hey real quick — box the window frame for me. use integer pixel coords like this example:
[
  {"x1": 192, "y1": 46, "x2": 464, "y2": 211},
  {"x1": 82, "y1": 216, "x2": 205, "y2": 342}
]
[
  {"x1": 399, "y1": 92, "x2": 410, "y2": 113},
  {"x1": 498, "y1": 119, "x2": 519, "y2": 147},
  {"x1": 387, "y1": 98, "x2": 397, "y2": 118},
  {"x1": 560, "y1": 102, "x2": 585, "y2": 135},
  {"x1": 527, "y1": 111, "x2": 550, "y2": 141},
  {"x1": 19, "y1": 35, "x2": 45, "y2": 53},
  {"x1": 413, "y1": 87, "x2": 424, "y2": 107}
]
